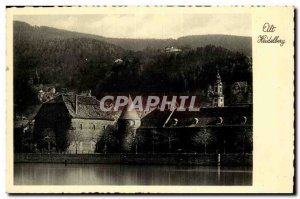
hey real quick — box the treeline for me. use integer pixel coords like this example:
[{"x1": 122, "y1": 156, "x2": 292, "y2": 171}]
[{"x1": 95, "y1": 126, "x2": 253, "y2": 154}]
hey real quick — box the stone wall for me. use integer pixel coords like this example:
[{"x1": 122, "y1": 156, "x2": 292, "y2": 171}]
[
  {"x1": 14, "y1": 153, "x2": 252, "y2": 166},
  {"x1": 67, "y1": 118, "x2": 115, "y2": 154}
]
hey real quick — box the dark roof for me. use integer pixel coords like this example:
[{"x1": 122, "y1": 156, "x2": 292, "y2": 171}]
[
  {"x1": 140, "y1": 105, "x2": 252, "y2": 128},
  {"x1": 140, "y1": 108, "x2": 173, "y2": 128},
  {"x1": 45, "y1": 94, "x2": 119, "y2": 120},
  {"x1": 166, "y1": 105, "x2": 252, "y2": 128}
]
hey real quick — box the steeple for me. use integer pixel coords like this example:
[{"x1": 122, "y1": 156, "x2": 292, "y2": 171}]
[
  {"x1": 212, "y1": 67, "x2": 224, "y2": 107},
  {"x1": 216, "y1": 67, "x2": 221, "y2": 84}
]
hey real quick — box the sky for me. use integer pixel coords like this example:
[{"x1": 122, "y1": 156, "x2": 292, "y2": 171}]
[{"x1": 14, "y1": 14, "x2": 251, "y2": 39}]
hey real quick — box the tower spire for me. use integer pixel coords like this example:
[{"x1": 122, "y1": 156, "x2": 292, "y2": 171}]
[
  {"x1": 212, "y1": 67, "x2": 224, "y2": 107},
  {"x1": 216, "y1": 66, "x2": 221, "y2": 83}
]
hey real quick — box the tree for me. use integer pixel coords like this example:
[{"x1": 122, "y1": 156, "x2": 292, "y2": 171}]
[
  {"x1": 123, "y1": 129, "x2": 134, "y2": 153},
  {"x1": 193, "y1": 128, "x2": 215, "y2": 154},
  {"x1": 69, "y1": 131, "x2": 82, "y2": 154},
  {"x1": 41, "y1": 128, "x2": 56, "y2": 153},
  {"x1": 96, "y1": 125, "x2": 118, "y2": 154},
  {"x1": 122, "y1": 127, "x2": 140, "y2": 153},
  {"x1": 237, "y1": 127, "x2": 253, "y2": 154},
  {"x1": 158, "y1": 130, "x2": 177, "y2": 153},
  {"x1": 166, "y1": 130, "x2": 176, "y2": 153},
  {"x1": 132, "y1": 132, "x2": 145, "y2": 154},
  {"x1": 100, "y1": 126, "x2": 117, "y2": 154},
  {"x1": 151, "y1": 129, "x2": 160, "y2": 154}
]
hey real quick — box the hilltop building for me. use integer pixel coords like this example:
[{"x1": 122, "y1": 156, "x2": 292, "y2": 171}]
[{"x1": 164, "y1": 46, "x2": 182, "y2": 53}]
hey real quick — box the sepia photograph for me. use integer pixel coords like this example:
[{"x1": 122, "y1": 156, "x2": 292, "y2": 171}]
[
  {"x1": 6, "y1": 6, "x2": 294, "y2": 194},
  {"x1": 12, "y1": 11, "x2": 253, "y2": 186}
]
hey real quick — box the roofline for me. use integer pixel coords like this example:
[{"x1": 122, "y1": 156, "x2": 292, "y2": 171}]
[
  {"x1": 139, "y1": 124, "x2": 253, "y2": 129},
  {"x1": 200, "y1": 104, "x2": 253, "y2": 109},
  {"x1": 71, "y1": 116, "x2": 115, "y2": 121},
  {"x1": 164, "y1": 124, "x2": 253, "y2": 128},
  {"x1": 44, "y1": 93, "x2": 100, "y2": 104}
]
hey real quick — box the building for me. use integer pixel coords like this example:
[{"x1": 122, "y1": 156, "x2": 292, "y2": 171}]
[
  {"x1": 164, "y1": 46, "x2": 182, "y2": 53},
  {"x1": 212, "y1": 69, "x2": 224, "y2": 107},
  {"x1": 136, "y1": 104, "x2": 252, "y2": 154},
  {"x1": 134, "y1": 70, "x2": 252, "y2": 154},
  {"x1": 31, "y1": 69, "x2": 252, "y2": 154},
  {"x1": 37, "y1": 86, "x2": 57, "y2": 103},
  {"x1": 34, "y1": 94, "x2": 118, "y2": 153}
]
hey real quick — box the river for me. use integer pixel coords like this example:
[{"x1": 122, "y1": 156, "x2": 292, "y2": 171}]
[{"x1": 14, "y1": 163, "x2": 252, "y2": 185}]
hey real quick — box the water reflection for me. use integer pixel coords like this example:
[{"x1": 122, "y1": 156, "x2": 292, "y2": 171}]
[{"x1": 14, "y1": 163, "x2": 252, "y2": 185}]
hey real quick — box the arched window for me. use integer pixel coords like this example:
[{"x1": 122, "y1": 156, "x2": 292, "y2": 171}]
[
  {"x1": 173, "y1": 118, "x2": 178, "y2": 126},
  {"x1": 242, "y1": 116, "x2": 247, "y2": 124},
  {"x1": 193, "y1": 118, "x2": 199, "y2": 125},
  {"x1": 216, "y1": 117, "x2": 223, "y2": 125},
  {"x1": 214, "y1": 86, "x2": 218, "y2": 92}
]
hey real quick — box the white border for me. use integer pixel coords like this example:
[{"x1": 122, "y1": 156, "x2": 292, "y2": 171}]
[{"x1": 0, "y1": 1, "x2": 298, "y2": 198}]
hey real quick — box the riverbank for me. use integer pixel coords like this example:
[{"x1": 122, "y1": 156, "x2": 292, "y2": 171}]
[{"x1": 14, "y1": 153, "x2": 252, "y2": 166}]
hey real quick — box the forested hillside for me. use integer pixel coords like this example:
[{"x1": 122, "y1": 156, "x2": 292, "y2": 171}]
[
  {"x1": 13, "y1": 21, "x2": 252, "y2": 114},
  {"x1": 14, "y1": 21, "x2": 252, "y2": 56}
]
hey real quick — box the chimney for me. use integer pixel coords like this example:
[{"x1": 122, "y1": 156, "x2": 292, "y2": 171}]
[{"x1": 75, "y1": 95, "x2": 78, "y2": 114}]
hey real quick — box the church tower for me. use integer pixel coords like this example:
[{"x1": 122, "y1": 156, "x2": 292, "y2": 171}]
[{"x1": 212, "y1": 68, "x2": 224, "y2": 107}]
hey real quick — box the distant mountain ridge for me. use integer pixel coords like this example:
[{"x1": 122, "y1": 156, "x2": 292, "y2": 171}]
[{"x1": 14, "y1": 21, "x2": 252, "y2": 56}]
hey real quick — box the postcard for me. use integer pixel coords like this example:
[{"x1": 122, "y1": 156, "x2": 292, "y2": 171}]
[{"x1": 6, "y1": 6, "x2": 294, "y2": 194}]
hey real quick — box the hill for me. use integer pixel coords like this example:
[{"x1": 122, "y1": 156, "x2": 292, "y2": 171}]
[
  {"x1": 13, "y1": 21, "x2": 252, "y2": 114},
  {"x1": 14, "y1": 21, "x2": 252, "y2": 56},
  {"x1": 13, "y1": 21, "x2": 126, "y2": 113}
]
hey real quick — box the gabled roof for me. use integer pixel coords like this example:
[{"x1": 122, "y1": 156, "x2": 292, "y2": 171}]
[{"x1": 45, "y1": 94, "x2": 118, "y2": 120}]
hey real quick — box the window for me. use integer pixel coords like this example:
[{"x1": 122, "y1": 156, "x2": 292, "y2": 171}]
[
  {"x1": 216, "y1": 117, "x2": 223, "y2": 125},
  {"x1": 90, "y1": 141, "x2": 95, "y2": 150},
  {"x1": 129, "y1": 120, "x2": 134, "y2": 127},
  {"x1": 242, "y1": 116, "x2": 247, "y2": 124},
  {"x1": 93, "y1": 124, "x2": 96, "y2": 130},
  {"x1": 80, "y1": 124, "x2": 83, "y2": 129}
]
